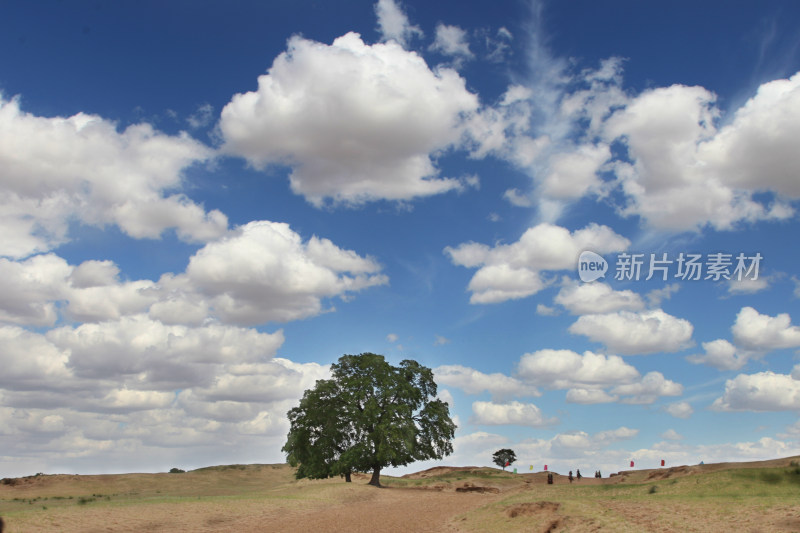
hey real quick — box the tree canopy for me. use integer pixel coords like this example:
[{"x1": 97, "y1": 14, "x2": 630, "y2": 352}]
[
  {"x1": 282, "y1": 352, "x2": 456, "y2": 486},
  {"x1": 492, "y1": 448, "x2": 516, "y2": 470}
]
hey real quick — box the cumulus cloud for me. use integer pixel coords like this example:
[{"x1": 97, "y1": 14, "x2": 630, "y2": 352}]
[
  {"x1": 603, "y1": 74, "x2": 800, "y2": 230},
  {"x1": 569, "y1": 309, "x2": 694, "y2": 355},
  {"x1": 0, "y1": 97, "x2": 226, "y2": 259},
  {"x1": 665, "y1": 401, "x2": 694, "y2": 419},
  {"x1": 555, "y1": 280, "x2": 644, "y2": 315},
  {"x1": 469, "y1": 8, "x2": 800, "y2": 232},
  {"x1": 516, "y1": 349, "x2": 682, "y2": 404},
  {"x1": 732, "y1": 306, "x2": 800, "y2": 351},
  {"x1": 444, "y1": 222, "x2": 629, "y2": 304},
  {"x1": 219, "y1": 32, "x2": 478, "y2": 206},
  {"x1": 0, "y1": 221, "x2": 386, "y2": 329},
  {"x1": 0, "y1": 314, "x2": 331, "y2": 475},
  {"x1": 517, "y1": 349, "x2": 638, "y2": 389},
  {"x1": 171, "y1": 221, "x2": 387, "y2": 324},
  {"x1": 565, "y1": 388, "x2": 618, "y2": 404},
  {"x1": 610, "y1": 371, "x2": 683, "y2": 404},
  {"x1": 47, "y1": 316, "x2": 285, "y2": 384},
  {"x1": 539, "y1": 143, "x2": 611, "y2": 199},
  {"x1": 434, "y1": 365, "x2": 540, "y2": 399},
  {"x1": 471, "y1": 400, "x2": 557, "y2": 427},
  {"x1": 517, "y1": 426, "x2": 638, "y2": 461},
  {"x1": 687, "y1": 339, "x2": 750, "y2": 371},
  {"x1": 374, "y1": 0, "x2": 422, "y2": 47},
  {"x1": 712, "y1": 371, "x2": 800, "y2": 411}
]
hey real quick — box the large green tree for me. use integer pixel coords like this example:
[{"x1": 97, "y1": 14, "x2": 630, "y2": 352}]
[{"x1": 282, "y1": 353, "x2": 456, "y2": 487}]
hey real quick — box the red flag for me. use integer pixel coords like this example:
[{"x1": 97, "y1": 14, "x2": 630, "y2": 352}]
[
  {"x1": 630, "y1": 460, "x2": 634, "y2": 467},
  {"x1": 661, "y1": 459, "x2": 665, "y2": 467},
  {"x1": 505, "y1": 461, "x2": 510, "y2": 467},
  {"x1": 544, "y1": 464, "x2": 548, "y2": 471}
]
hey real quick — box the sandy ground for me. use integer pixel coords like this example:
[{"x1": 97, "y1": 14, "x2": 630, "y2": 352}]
[
  {"x1": 3, "y1": 458, "x2": 800, "y2": 532},
  {"x1": 5, "y1": 485, "x2": 498, "y2": 532}
]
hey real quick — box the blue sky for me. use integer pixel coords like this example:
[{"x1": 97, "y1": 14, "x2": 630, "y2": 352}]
[{"x1": 1, "y1": 0, "x2": 800, "y2": 477}]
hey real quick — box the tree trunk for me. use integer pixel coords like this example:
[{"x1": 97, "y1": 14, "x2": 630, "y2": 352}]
[
  {"x1": 344, "y1": 472, "x2": 352, "y2": 483},
  {"x1": 368, "y1": 467, "x2": 381, "y2": 487}
]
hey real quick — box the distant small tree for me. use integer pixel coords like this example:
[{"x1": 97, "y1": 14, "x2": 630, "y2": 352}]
[
  {"x1": 283, "y1": 353, "x2": 456, "y2": 487},
  {"x1": 492, "y1": 448, "x2": 516, "y2": 470}
]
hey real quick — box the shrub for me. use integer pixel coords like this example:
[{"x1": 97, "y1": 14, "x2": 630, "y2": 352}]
[{"x1": 169, "y1": 468, "x2": 186, "y2": 474}]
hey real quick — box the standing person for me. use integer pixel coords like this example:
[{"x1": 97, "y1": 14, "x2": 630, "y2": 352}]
[
  {"x1": 577, "y1": 469, "x2": 582, "y2": 480},
  {"x1": 0, "y1": 516, "x2": 5, "y2": 533},
  {"x1": 568, "y1": 470, "x2": 573, "y2": 483}
]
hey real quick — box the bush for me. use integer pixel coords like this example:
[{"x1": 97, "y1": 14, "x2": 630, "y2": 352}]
[
  {"x1": 169, "y1": 467, "x2": 186, "y2": 474},
  {"x1": 648, "y1": 485, "x2": 658, "y2": 494}
]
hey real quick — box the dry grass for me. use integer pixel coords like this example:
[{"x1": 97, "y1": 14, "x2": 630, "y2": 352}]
[{"x1": 1, "y1": 457, "x2": 800, "y2": 532}]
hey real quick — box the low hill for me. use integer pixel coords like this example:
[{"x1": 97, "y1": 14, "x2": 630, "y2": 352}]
[{"x1": 2, "y1": 456, "x2": 800, "y2": 531}]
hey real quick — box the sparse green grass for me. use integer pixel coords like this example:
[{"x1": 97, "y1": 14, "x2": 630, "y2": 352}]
[{"x1": 3, "y1": 461, "x2": 800, "y2": 532}]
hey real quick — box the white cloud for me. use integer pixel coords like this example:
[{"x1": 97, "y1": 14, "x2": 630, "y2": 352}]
[
  {"x1": 517, "y1": 426, "x2": 638, "y2": 460},
  {"x1": 433, "y1": 335, "x2": 450, "y2": 346},
  {"x1": 387, "y1": 333, "x2": 399, "y2": 342},
  {"x1": 610, "y1": 371, "x2": 683, "y2": 404},
  {"x1": 0, "y1": 254, "x2": 71, "y2": 326},
  {"x1": 687, "y1": 339, "x2": 750, "y2": 371},
  {"x1": 444, "y1": 223, "x2": 629, "y2": 304},
  {"x1": 732, "y1": 306, "x2": 800, "y2": 351},
  {"x1": 430, "y1": 24, "x2": 473, "y2": 60},
  {"x1": 555, "y1": 280, "x2": 644, "y2": 315},
  {"x1": 0, "y1": 311, "x2": 335, "y2": 476},
  {"x1": 0, "y1": 325, "x2": 71, "y2": 390},
  {"x1": 698, "y1": 73, "x2": 800, "y2": 199},
  {"x1": 665, "y1": 401, "x2": 694, "y2": 419},
  {"x1": 186, "y1": 103, "x2": 214, "y2": 129},
  {"x1": 503, "y1": 188, "x2": 533, "y2": 207},
  {"x1": 47, "y1": 315, "x2": 285, "y2": 383},
  {"x1": 604, "y1": 75, "x2": 800, "y2": 230},
  {"x1": 540, "y1": 143, "x2": 610, "y2": 199},
  {"x1": 565, "y1": 388, "x2": 618, "y2": 404},
  {"x1": 173, "y1": 221, "x2": 388, "y2": 324},
  {"x1": 485, "y1": 27, "x2": 513, "y2": 63},
  {"x1": 645, "y1": 283, "x2": 680, "y2": 308},
  {"x1": 517, "y1": 349, "x2": 681, "y2": 404},
  {"x1": 471, "y1": 400, "x2": 557, "y2": 427},
  {"x1": 536, "y1": 303, "x2": 559, "y2": 316},
  {"x1": 712, "y1": 371, "x2": 800, "y2": 411},
  {"x1": 0, "y1": 221, "x2": 386, "y2": 329},
  {"x1": 661, "y1": 429, "x2": 683, "y2": 441},
  {"x1": 0, "y1": 97, "x2": 226, "y2": 259},
  {"x1": 517, "y1": 349, "x2": 638, "y2": 389},
  {"x1": 728, "y1": 276, "x2": 770, "y2": 294},
  {"x1": 569, "y1": 309, "x2": 694, "y2": 355},
  {"x1": 374, "y1": 0, "x2": 423, "y2": 47},
  {"x1": 434, "y1": 365, "x2": 540, "y2": 399},
  {"x1": 219, "y1": 33, "x2": 479, "y2": 206}
]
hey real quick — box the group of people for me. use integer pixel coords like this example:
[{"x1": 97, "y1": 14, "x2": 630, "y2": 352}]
[
  {"x1": 554, "y1": 468, "x2": 602, "y2": 484},
  {"x1": 568, "y1": 469, "x2": 583, "y2": 482}
]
